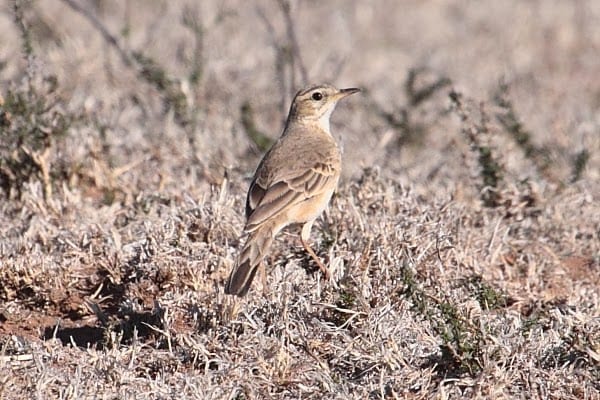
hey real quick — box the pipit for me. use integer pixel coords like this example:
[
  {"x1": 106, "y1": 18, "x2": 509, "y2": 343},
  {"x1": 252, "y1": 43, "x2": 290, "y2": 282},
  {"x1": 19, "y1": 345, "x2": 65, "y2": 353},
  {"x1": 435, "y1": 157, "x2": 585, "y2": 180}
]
[{"x1": 225, "y1": 84, "x2": 360, "y2": 296}]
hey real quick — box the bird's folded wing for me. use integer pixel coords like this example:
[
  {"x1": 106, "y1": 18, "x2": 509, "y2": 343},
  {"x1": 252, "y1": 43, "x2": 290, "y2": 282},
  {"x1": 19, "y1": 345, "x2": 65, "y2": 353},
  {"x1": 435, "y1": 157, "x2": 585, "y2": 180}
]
[{"x1": 245, "y1": 162, "x2": 337, "y2": 232}]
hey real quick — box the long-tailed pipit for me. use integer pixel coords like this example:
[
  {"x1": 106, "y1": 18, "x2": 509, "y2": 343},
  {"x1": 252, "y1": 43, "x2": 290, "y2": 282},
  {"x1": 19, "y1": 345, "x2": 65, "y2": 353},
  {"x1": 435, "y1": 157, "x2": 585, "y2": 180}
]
[{"x1": 225, "y1": 84, "x2": 360, "y2": 296}]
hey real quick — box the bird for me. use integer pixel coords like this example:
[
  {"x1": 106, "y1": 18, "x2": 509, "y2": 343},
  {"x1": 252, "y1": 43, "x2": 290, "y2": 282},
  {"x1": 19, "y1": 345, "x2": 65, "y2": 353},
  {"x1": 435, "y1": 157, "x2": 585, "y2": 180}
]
[{"x1": 224, "y1": 84, "x2": 360, "y2": 296}]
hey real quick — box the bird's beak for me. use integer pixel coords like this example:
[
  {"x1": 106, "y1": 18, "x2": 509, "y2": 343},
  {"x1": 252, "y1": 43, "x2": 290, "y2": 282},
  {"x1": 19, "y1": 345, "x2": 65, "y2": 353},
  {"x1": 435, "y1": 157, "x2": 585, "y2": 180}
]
[{"x1": 337, "y1": 87, "x2": 361, "y2": 99}]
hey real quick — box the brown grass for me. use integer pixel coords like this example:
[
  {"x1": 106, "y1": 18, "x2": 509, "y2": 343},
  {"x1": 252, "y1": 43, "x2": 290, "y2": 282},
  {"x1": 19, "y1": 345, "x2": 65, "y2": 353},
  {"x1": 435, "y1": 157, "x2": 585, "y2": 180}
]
[{"x1": 1, "y1": 1, "x2": 599, "y2": 399}]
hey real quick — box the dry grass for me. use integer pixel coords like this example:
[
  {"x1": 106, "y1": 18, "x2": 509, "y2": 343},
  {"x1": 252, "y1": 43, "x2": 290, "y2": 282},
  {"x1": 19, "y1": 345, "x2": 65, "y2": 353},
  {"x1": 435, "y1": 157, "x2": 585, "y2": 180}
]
[{"x1": 1, "y1": 1, "x2": 599, "y2": 399}]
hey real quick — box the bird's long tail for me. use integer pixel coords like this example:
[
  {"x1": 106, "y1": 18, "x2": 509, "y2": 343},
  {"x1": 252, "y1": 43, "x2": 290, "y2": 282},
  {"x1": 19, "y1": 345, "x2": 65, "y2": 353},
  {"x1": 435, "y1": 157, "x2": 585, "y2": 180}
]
[{"x1": 225, "y1": 226, "x2": 274, "y2": 296}]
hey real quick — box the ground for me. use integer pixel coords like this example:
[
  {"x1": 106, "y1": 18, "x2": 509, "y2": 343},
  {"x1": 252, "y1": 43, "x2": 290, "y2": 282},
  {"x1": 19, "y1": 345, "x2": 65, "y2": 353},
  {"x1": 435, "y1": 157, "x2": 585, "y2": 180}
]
[{"x1": 0, "y1": 1, "x2": 599, "y2": 399}]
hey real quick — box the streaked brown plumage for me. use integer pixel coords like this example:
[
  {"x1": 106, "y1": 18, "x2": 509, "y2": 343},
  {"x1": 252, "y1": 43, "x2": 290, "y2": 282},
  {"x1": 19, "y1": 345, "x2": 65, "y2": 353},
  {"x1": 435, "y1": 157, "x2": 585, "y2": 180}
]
[{"x1": 225, "y1": 84, "x2": 360, "y2": 296}]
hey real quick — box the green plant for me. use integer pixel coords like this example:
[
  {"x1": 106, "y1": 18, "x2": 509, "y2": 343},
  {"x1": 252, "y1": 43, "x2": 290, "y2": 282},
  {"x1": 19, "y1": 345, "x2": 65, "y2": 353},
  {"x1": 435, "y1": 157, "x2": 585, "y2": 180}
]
[
  {"x1": 463, "y1": 275, "x2": 509, "y2": 311},
  {"x1": 494, "y1": 81, "x2": 552, "y2": 178},
  {"x1": 367, "y1": 67, "x2": 451, "y2": 148},
  {"x1": 571, "y1": 149, "x2": 590, "y2": 183},
  {"x1": 399, "y1": 265, "x2": 487, "y2": 377},
  {"x1": 240, "y1": 101, "x2": 274, "y2": 152},
  {"x1": 450, "y1": 90, "x2": 504, "y2": 207},
  {"x1": 0, "y1": 1, "x2": 74, "y2": 200}
]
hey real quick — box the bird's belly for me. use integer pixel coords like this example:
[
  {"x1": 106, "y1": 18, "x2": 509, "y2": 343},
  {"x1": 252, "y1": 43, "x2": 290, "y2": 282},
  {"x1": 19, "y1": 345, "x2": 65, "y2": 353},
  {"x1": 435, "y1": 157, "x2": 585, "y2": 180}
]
[{"x1": 286, "y1": 188, "x2": 335, "y2": 224}]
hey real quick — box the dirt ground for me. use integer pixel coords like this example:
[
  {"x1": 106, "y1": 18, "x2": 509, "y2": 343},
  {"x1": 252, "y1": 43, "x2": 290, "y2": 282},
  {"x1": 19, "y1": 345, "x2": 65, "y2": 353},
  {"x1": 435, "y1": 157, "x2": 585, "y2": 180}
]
[{"x1": 1, "y1": 1, "x2": 599, "y2": 399}]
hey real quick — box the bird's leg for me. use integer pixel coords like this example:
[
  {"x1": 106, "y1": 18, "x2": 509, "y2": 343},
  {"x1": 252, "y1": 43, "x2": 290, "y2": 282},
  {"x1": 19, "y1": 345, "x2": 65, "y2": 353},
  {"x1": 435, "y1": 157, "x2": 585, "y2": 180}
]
[
  {"x1": 260, "y1": 261, "x2": 267, "y2": 297},
  {"x1": 301, "y1": 221, "x2": 331, "y2": 280}
]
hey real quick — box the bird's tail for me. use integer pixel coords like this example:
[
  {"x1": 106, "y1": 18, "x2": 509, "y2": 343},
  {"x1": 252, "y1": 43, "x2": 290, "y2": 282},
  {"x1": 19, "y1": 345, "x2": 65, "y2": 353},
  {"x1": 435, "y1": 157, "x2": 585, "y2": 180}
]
[{"x1": 225, "y1": 226, "x2": 274, "y2": 296}]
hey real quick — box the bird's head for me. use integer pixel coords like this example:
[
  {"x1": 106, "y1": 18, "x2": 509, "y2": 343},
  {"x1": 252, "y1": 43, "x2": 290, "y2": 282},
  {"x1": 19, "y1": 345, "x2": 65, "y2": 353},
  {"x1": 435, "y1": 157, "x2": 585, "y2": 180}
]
[{"x1": 288, "y1": 84, "x2": 360, "y2": 131}]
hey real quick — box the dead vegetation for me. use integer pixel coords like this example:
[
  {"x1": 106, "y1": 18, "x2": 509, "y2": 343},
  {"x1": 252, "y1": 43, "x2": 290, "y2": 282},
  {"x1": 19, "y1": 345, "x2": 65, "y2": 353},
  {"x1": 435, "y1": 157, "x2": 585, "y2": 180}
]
[{"x1": 1, "y1": 1, "x2": 599, "y2": 399}]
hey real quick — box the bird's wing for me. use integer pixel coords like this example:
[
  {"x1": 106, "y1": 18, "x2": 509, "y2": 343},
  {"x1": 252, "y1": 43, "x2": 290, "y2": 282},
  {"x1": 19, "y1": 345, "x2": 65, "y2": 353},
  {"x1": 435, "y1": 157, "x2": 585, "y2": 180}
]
[{"x1": 244, "y1": 161, "x2": 337, "y2": 232}]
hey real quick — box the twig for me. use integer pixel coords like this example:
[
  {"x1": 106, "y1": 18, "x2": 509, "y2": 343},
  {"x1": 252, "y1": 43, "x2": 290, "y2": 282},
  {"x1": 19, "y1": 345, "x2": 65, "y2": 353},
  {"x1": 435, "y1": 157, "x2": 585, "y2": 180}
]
[
  {"x1": 278, "y1": 0, "x2": 308, "y2": 85},
  {"x1": 256, "y1": 5, "x2": 290, "y2": 118},
  {"x1": 59, "y1": 0, "x2": 134, "y2": 68}
]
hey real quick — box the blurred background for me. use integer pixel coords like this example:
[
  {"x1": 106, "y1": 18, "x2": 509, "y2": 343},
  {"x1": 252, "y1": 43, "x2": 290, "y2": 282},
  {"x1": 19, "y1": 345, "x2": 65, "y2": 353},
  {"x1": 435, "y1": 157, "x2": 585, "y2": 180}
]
[{"x1": 1, "y1": 0, "x2": 598, "y2": 201}]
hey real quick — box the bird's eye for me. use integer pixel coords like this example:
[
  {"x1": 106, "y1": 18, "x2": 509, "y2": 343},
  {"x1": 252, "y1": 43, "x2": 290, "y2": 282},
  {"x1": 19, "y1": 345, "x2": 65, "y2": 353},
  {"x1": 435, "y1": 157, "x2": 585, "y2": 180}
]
[{"x1": 311, "y1": 92, "x2": 323, "y2": 101}]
